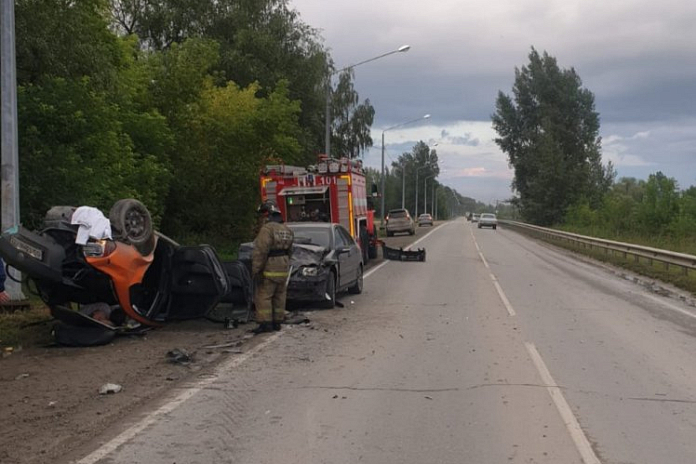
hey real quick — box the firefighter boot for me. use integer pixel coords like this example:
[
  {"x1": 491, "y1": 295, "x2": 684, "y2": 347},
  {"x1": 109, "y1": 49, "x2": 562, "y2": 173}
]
[{"x1": 252, "y1": 322, "x2": 273, "y2": 334}]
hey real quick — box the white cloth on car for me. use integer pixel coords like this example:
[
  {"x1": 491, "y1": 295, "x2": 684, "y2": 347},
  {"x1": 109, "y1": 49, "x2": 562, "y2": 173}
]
[{"x1": 71, "y1": 207, "x2": 113, "y2": 245}]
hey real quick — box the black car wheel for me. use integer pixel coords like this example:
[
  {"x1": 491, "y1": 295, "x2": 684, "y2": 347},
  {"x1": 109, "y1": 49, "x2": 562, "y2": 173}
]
[
  {"x1": 348, "y1": 265, "x2": 363, "y2": 294},
  {"x1": 320, "y1": 271, "x2": 336, "y2": 309},
  {"x1": 109, "y1": 199, "x2": 154, "y2": 246}
]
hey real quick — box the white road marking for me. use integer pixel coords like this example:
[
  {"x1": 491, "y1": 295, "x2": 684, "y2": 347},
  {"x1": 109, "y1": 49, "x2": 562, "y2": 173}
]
[
  {"x1": 364, "y1": 260, "x2": 389, "y2": 279},
  {"x1": 469, "y1": 224, "x2": 515, "y2": 316},
  {"x1": 525, "y1": 343, "x2": 602, "y2": 464},
  {"x1": 493, "y1": 280, "x2": 517, "y2": 317},
  {"x1": 642, "y1": 292, "x2": 696, "y2": 320},
  {"x1": 74, "y1": 332, "x2": 282, "y2": 464}
]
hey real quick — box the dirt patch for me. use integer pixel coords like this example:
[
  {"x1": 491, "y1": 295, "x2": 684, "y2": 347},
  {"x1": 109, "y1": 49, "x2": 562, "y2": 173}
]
[{"x1": 0, "y1": 318, "x2": 257, "y2": 464}]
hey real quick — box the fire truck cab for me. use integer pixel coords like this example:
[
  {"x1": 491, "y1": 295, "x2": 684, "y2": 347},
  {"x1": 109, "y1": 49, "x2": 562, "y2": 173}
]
[{"x1": 260, "y1": 156, "x2": 379, "y2": 261}]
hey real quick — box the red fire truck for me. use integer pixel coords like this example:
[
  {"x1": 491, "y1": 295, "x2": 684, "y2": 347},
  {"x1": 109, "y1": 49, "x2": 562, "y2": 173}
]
[{"x1": 259, "y1": 156, "x2": 379, "y2": 261}]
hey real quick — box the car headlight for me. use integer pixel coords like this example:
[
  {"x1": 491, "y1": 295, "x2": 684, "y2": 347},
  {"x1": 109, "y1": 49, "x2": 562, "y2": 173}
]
[{"x1": 301, "y1": 266, "x2": 319, "y2": 277}]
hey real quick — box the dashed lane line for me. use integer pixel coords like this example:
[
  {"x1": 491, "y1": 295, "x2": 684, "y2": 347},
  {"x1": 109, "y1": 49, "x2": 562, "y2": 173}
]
[{"x1": 469, "y1": 225, "x2": 514, "y2": 316}]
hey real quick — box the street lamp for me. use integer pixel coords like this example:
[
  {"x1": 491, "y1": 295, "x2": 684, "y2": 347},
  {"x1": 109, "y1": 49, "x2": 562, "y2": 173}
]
[
  {"x1": 381, "y1": 114, "x2": 431, "y2": 226},
  {"x1": 325, "y1": 45, "x2": 410, "y2": 157},
  {"x1": 424, "y1": 175, "x2": 435, "y2": 215},
  {"x1": 414, "y1": 143, "x2": 437, "y2": 217}
]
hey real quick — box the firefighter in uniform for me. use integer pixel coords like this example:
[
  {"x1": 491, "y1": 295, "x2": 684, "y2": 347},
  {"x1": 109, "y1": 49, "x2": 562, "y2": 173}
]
[{"x1": 252, "y1": 202, "x2": 294, "y2": 333}]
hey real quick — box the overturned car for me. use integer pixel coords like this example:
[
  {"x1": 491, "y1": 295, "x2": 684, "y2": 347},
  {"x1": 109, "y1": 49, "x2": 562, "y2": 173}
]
[
  {"x1": 239, "y1": 222, "x2": 363, "y2": 309},
  {"x1": 0, "y1": 200, "x2": 251, "y2": 345}
]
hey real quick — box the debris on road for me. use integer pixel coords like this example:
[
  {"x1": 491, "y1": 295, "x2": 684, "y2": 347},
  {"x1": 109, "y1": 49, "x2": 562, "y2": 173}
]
[
  {"x1": 166, "y1": 348, "x2": 192, "y2": 365},
  {"x1": 424, "y1": 396, "x2": 433, "y2": 400},
  {"x1": 99, "y1": 383, "x2": 123, "y2": 395},
  {"x1": 382, "y1": 244, "x2": 426, "y2": 262},
  {"x1": 15, "y1": 373, "x2": 30, "y2": 380}
]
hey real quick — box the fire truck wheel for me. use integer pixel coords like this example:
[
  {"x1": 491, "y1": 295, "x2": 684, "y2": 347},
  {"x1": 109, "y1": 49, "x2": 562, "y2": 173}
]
[
  {"x1": 368, "y1": 243, "x2": 378, "y2": 260},
  {"x1": 320, "y1": 271, "x2": 336, "y2": 309}
]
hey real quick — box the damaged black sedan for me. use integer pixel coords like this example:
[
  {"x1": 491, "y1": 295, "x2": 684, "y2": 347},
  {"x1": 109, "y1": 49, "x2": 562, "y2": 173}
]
[{"x1": 240, "y1": 222, "x2": 363, "y2": 309}]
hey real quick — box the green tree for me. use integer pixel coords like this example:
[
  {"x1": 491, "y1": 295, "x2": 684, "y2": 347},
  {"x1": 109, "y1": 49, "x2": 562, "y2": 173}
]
[
  {"x1": 492, "y1": 47, "x2": 614, "y2": 225},
  {"x1": 330, "y1": 71, "x2": 375, "y2": 158}
]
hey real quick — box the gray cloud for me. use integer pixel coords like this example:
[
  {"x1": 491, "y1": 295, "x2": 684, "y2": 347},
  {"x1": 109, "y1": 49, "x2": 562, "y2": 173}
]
[{"x1": 292, "y1": 0, "x2": 696, "y2": 198}]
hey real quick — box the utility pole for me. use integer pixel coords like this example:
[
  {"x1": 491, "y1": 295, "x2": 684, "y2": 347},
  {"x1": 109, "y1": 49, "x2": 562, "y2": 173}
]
[{"x1": 1, "y1": 0, "x2": 25, "y2": 299}]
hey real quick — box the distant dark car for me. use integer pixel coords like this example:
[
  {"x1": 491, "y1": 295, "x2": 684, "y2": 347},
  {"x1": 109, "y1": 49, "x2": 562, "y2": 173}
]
[
  {"x1": 418, "y1": 213, "x2": 433, "y2": 227},
  {"x1": 0, "y1": 201, "x2": 236, "y2": 341},
  {"x1": 240, "y1": 222, "x2": 363, "y2": 309}
]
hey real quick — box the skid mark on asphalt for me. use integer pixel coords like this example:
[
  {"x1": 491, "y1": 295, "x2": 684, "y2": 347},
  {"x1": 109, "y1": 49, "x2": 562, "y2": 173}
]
[{"x1": 469, "y1": 225, "x2": 516, "y2": 317}]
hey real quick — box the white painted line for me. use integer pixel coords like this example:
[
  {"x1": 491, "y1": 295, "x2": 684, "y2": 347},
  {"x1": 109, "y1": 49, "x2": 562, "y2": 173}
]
[
  {"x1": 364, "y1": 260, "x2": 389, "y2": 279},
  {"x1": 469, "y1": 224, "x2": 514, "y2": 316},
  {"x1": 74, "y1": 333, "x2": 281, "y2": 464},
  {"x1": 642, "y1": 292, "x2": 696, "y2": 320},
  {"x1": 525, "y1": 343, "x2": 601, "y2": 464},
  {"x1": 406, "y1": 224, "x2": 443, "y2": 249},
  {"x1": 478, "y1": 251, "x2": 490, "y2": 269},
  {"x1": 493, "y1": 279, "x2": 516, "y2": 316}
]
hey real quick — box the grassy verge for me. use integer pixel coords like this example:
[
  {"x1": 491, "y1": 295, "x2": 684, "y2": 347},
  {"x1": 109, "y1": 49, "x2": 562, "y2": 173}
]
[
  {"x1": 0, "y1": 304, "x2": 54, "y2": 350},
  {"x1": 556, "y1": 225, "x2": 696, "y2": 256}
]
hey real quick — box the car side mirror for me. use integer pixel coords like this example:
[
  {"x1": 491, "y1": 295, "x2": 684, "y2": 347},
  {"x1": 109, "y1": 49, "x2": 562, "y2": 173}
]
[{"x1": 337, "y1": 246, "x2": 351, "y2": 255}]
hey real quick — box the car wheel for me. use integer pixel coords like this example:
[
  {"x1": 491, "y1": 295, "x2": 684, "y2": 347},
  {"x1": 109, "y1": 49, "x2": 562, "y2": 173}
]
[
  {"x1": 368, "y1": 243, "x2": 377, "y2": 260},
  {"x1": 348, "y1": 265, "x2": 363, "y2": 294},
  {"x1": 410, "y1": 229, "x2": 415, "y2": 235},
  {"x1": 493, "y1": 225, "x2": 497, "y2": 230},
  {"x1": 387, "y1": 231, "x2": 394, "y2": 237},
  {"x1": 320, "y1": 271, "x2": 336, "y2": 309},
  {"x1": 478, "y1": 224, "x2": 482, "y2": 229},
  {"x1": 109, "y1": 199, "x2": 154, "y2": 246}
]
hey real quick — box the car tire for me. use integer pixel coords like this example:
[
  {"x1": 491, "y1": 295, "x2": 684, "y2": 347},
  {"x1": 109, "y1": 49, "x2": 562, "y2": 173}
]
[
  {"x1": 387, "y1": 231, "x2": 394, "y2": 237},
  {"x1": 478, "y1": 224, "x2": 482, "y2": 229},
  {"x1": 109, "y1": 199, "x2": 154, "y2": 246},
  {"x1": 493, "y1": 225, "x2": 497, "y2": 230},
  {"x1": 368, "y1": 243, "x2": 377, "y2": 260},
  {"x1": 348, "y1": 266, "x2": 363, "y2": 294},
  {"x1": 409, "y1": 229, "x2": 415, "y2": 235},
  {"x1": 320, "y1": 271, "x2": 336, "y2": 309}
]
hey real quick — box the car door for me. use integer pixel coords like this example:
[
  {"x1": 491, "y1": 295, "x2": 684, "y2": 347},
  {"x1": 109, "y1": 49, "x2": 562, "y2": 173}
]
[
  {"x1": 167, "y1": 246, "x2": 230, "y2": 319},
  {"x1": 335, "y1": 226, "x2": 359, "y2": 289}
]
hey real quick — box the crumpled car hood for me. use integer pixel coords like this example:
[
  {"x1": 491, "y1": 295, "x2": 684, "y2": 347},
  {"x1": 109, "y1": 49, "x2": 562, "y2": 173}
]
[{"x1": 238, "y1": 242, "x2": 330, "y2": 267}]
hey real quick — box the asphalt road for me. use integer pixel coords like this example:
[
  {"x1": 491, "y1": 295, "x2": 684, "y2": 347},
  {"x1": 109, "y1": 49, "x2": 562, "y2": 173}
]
[{"x1": 68, "y1": 219, "x2": 696, "y2": 464}]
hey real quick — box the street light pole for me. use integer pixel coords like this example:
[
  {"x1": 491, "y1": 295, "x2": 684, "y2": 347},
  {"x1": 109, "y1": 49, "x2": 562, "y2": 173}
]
[
  {"x1": 325, "y1": 45, "x2": 410, "y2": 157},
  {"x1": 424, "y1": 175, "x2": 435, "y2": 215},
  {"x1": 380, "y1": 114, "x2": 430, "y2": 226},
  {"x1": 401, "y1": 160, "x2": 406, "y2": 209},
  {"x1": 414, "y1": 143, "x2": 437, "y2": 217},
  {"x1": 1, "y1": 0, "x2": 25, "y2": 300}
]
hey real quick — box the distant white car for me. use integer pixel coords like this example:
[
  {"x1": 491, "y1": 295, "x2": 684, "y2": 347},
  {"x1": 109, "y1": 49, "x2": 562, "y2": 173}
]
[
  {"x1": 471, "y1": 213, "x2": 480, "y2": 223},
  {"x1": 478, "y1": 213, "x2": 497, "y2": 230}
]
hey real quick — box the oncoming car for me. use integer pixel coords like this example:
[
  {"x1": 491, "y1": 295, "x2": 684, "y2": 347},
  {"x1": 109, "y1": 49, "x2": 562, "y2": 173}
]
[
  {"x1": 240, "y1": 222, "x2": 363, "y2": 309},
  {"x1": 478, "y1": 213, "x2": 498, "y2": 229}
]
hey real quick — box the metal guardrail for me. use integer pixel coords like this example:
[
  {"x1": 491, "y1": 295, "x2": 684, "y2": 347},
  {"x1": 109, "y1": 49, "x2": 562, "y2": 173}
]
[{"x1": 499, "y1": 220, "x2": 696, "y2": 275}]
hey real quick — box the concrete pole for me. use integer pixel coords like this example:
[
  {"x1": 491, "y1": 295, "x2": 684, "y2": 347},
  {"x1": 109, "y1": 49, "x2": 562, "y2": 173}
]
[
  {"x1": 401, "y1": 162, "x2": 405, "y2": 209},
  {"x1": 1, "y1": 0, "x2": 25, "y2": 299},
  {"x1": 414, "y1": 169, "x2": 419, "y2": 217},
  {"x1": 380, "y1": 131, "x2": 386, "y2": 225}
]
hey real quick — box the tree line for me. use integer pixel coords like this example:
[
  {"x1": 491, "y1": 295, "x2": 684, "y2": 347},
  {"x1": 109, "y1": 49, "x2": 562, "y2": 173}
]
[
  {"x1": 492, "y1": 48, "x2": 695, "y2": 254},
  {"x1": 13, "y1": 0, "x2": 378, "y2": 252}
]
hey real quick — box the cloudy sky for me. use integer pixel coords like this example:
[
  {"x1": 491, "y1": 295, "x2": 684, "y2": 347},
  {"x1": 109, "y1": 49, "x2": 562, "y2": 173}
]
[{"x1": 290, "y1": 0, "x2": 696, "y2": 204}]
